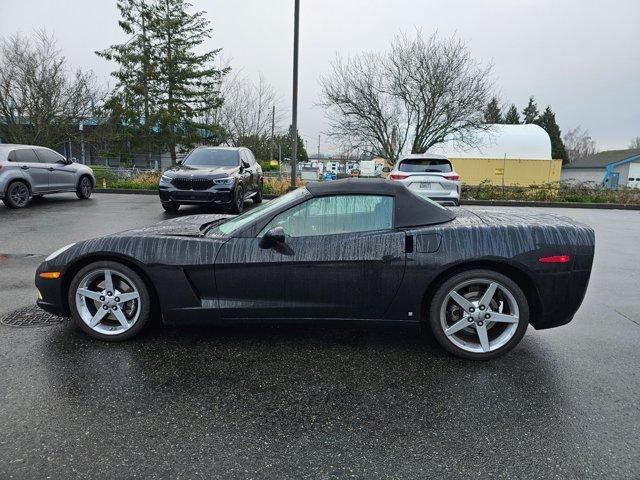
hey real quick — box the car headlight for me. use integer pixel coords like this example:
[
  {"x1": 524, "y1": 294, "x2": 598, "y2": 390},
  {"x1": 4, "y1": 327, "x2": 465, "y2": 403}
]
[
  {"x1": 213, "y1": 177, "x2": 235, "y2": 185},
  {"x1": 45, "y1": 243, "x2": 76, "y2": 262},
  {"x1": 160, "y1": 174, "x2": 173, "y2": 184}
]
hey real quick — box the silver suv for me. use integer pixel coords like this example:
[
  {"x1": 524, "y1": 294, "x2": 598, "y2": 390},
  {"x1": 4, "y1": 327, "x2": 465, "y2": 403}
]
[
  {"x1": 388, "y1": 154, "x2": 461, "y2": 206},
  {"x1": 0, "y1": 144, "x2": 95, "y2": 208}
]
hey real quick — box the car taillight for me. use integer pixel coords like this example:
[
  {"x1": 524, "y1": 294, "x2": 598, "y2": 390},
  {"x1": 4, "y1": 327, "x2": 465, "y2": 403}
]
[
  {"x1": 539, "y1": 255, "x2": 571, "y2": 263},
  {"x1": 389, "y1": 172, "x2": 408, "y2": 180},
  {"x1": 444, "y1": 173, "x2": 460, "y2": 181}
]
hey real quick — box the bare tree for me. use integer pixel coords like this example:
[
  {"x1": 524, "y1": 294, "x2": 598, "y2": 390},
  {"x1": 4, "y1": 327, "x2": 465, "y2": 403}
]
[
  {"x1": 320, "y1": 32, "x2": 493, "y2": 163},
  {"x1": 0, "y1": 30, "x2": 101, "y2": 149},
  {"x1": 629, "y1": 136, "x2": 640, "y2": 149},
  {"x1": 205, "y1": 72, "x2": 284, "y2": 145},
  {"x1": 564, "y1": 126, "x2": 597, "y2": 163}
]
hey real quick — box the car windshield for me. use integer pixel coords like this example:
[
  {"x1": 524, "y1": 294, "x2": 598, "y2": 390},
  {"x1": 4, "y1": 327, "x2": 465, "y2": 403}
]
[
  {"x1": 183, "y1": 149, "x2": 239, "y2": 167},
  {"x1": 209, "y1": 187, "x2": 311, "y2": 236},
  {"x1": 399, "y1": 158, "x2": 452, "y2": 173}
]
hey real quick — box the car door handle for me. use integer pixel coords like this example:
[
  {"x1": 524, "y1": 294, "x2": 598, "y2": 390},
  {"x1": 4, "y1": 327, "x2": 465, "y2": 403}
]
[
  {"x1": 20, "y1": 165, "x2": 29, "y2": 170},
  {"x1": 48, "y1": 167, "x2": 55, "y2": 171}
]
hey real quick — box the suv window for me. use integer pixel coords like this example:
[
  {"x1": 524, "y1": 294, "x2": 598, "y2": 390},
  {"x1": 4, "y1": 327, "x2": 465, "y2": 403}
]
[
  {"x1": 399, "y1": 158, "x2": 452, "y2": 173},
  {"x1": 12, "y1": 149, "x2": 40, "y2": 163},
  {"x1": 259, "y1": 195, "x2": 394, "y2": 238},
  {"x1": 35, "y1": 148, "x2": 66, "y2": 164},
  {"x1": 183, "y1": 148, "x2": 239, "y2": 167}
]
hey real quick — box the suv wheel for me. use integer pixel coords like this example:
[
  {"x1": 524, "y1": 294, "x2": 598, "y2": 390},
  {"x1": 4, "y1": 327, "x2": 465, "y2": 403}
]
[
  {"x1": 253, "y1": 180, "x2": 263, "y2": 204},
  {"x1": 3, "y1": 181, "x2": 30, "y2": 208},
  {"x1": 231, "y1": 184, "x2": 245, "y2": 214},
  {"x1": 162, "y1": 201, "x2": 180, "y2": 212},
  {"x1": 76, "y1": 176, "x2": 93, "y2": 199}
]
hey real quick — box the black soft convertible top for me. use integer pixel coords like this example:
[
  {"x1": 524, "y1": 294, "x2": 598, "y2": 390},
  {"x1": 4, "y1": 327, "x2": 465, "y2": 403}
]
[{"x1": 306, "y1": 178, "x2": 455, "y2": 227}]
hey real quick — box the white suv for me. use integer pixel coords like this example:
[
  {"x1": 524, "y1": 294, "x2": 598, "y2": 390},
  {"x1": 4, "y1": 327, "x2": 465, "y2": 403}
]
[{"x1": 388, "y1": 154, "x2": 460, "y2": 206}]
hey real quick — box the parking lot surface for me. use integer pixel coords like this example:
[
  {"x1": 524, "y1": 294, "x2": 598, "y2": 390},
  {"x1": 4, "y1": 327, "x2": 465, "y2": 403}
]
[{"x1": 1, "y1": 193, "x2": 639, "y2": 479}]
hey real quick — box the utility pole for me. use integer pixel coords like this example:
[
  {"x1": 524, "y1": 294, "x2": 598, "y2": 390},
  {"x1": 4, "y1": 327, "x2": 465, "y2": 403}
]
[
  {"x1": 270, "y1": 105, "x2": 275, "y2": 162},
  {"x1": 290, "y1": 0, "x2": 300, "y2": 190},
  {"x1": 317, "y1": 134, "x2": 320, "y2": 158}
]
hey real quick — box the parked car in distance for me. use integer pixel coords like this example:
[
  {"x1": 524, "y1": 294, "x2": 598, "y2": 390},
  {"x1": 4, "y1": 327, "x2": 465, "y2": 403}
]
[
  {"x1": 35, "y1": 178, "x2": 595, "y2": 360},
  {"x1": 158, "y1": 146, "x2": 263, "y2": 213},
  {"x1": 0, "y1": 144, "x2": 95, "y2": 208},
  {"x1": 388, "y1": 154, "x2": 460, "y2": 206}
]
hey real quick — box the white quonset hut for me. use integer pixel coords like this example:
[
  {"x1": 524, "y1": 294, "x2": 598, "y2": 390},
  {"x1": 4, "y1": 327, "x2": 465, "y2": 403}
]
[{"x1": 428, "y1": 124, "x2": 561, "y2": 186}]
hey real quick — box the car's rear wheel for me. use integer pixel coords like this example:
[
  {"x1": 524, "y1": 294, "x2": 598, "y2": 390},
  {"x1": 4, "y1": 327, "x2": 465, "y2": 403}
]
[
  {"x1": 67, "y1": 261, "x2": 151, "y2": 341},
  {"x1": 428, "y1": 269, "x2": 529, "y2": 360},
  {"x1": 253, "y1": 180, "x2": 263, "y2": 203},
  {"x1": 3, "y1": 180, "x2": 30, "y2": 208},
  {"x1": 231, "y1": 184, "x2": 245, "y2": 213},
  {"x1": 161, "y1": 201, "x2": 180, "y2": 212},
  {"x1": 76, "y1": 176, "x2": 93, "y2": 199}
]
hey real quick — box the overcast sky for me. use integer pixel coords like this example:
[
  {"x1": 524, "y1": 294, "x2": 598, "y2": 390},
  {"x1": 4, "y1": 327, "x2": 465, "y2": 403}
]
[{"x1": 1, "y1": 0, "x2": 638, "y2": 153}]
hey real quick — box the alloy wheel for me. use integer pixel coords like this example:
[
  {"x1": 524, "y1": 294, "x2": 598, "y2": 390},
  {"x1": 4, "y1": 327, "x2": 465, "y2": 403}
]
[
  {"x1": 439, "y1": 278, "x2": 520, "y2": 354},
  {"x1": 9, "y1": 182, "x2": 29, "y2": 207},
  {"x1": 81, "y1": 178, "x2": 92, "y2": 197},
  {"x1": 75, "y1": 268, "x2": 141, "y2": 335}
]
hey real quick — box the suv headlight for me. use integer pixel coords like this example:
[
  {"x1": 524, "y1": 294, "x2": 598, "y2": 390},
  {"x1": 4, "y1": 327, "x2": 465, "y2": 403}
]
[
  {"x1": 160, "y1": 174, "x2": 173, "y2": 184},
  {"x1": 46, "y1": 243, "x2": 76, "y2": 261},
  {"x1": 213, "y1": 177, "x2": 235, "y2": 185}
]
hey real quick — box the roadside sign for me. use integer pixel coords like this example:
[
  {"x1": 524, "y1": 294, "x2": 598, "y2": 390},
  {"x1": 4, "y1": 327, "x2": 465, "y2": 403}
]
[
  {"x1": 495, "y1": 168, "x2": 504, "y2": 176},
  {"x1": 269, "y1": 160, "x2": 279, "y2": 167}
]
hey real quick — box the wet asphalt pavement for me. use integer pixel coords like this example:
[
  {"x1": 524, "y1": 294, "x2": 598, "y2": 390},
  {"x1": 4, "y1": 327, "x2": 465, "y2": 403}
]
[{"x1": 0, "y1": 193, "x2": 639, "y2": 479}]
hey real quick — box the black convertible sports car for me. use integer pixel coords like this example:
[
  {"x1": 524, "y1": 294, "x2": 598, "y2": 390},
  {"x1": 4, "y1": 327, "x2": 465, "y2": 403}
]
[{"x1": 35, "y1": 179, "x2": 595, "y2": 360}]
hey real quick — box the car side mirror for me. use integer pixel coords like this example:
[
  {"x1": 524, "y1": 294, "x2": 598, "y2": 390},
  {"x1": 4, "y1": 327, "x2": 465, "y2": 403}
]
[
  {"x1": 241, "y1": 160, "x2": 250, "y2": 170},
  {"x1": 259, "y1": 226, "x2": 286, "y2": 249}
]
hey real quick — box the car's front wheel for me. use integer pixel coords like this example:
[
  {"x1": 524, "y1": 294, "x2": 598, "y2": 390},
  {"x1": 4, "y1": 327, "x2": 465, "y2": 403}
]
[
  {"x1": 161, "y1": 201, "x2": 180, "y2": 212},
  {"x1": 67, "y1": 261, "x2": 152, "y2": 341},
  {"x1": 3, "y1": 180, "x2": 30, "y2": 208},
  {"x1": 76, "y1": 176, "x2": 93, "y2": 199},
  {"x1": 231, "y1": 184, "x2": 245, "y2": 213},
  {"x1": 428, "y1": 269, "x2": 529, "y2": 360},
  {"x1": 253, "y1": 180, "x2": 263, "y2": 203}
]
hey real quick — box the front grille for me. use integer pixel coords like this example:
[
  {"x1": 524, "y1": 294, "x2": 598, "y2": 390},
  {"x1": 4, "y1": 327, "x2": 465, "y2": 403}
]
[{"x1": 172, "y1": 177, "x2": 214, "y2": 190}]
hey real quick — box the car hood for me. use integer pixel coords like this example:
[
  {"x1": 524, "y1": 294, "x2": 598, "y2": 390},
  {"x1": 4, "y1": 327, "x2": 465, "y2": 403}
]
[
  {"x1": 116, "y1": 214, "x2": 235, "y2": 238},
  {"x1": 166, "y1": 165, "x2": 239, "y2": 178}
]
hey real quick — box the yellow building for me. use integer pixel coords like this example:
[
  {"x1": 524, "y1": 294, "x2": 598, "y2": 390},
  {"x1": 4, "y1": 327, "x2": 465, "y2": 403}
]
[{"x1": 430, "y1": 124, "x2": 562, "y2": 186}]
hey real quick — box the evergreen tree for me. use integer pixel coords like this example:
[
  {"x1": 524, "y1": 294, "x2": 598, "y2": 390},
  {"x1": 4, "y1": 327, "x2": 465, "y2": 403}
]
[
  {"x1": 535, "y1": 106, "x2": 568, "y2": 163},
  {"x1": 277, "y1": 128, "x2": 309, "y2": 163},
  {"x1": 504, "y1": 104, "x2": 521, "y2": 124},
  {"x1": 151, "y1": 0, "x2": 229, "y2": 164},
  {"x1": 522, "y1": 96, "x2": 539, "y2": 124},
  {"x1": 97, "y1": 0, "x2": 158, "y2": 158},
  {"x1": 484, "y1": 97, "x2": 503, "y2": 124}
]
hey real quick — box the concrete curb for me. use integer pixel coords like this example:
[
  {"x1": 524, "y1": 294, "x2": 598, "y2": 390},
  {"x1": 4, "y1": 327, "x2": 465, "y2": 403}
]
[
  {"x1": 461, "y1": 199, "x2": 640, "y2": 210},
  {"x1": 94, "y1": 189, "x2": 640, "y2": 210}
]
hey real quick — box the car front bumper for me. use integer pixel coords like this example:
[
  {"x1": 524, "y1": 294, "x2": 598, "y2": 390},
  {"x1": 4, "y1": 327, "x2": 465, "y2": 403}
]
[
  {"x1": 159, "y1": 185, "x2": 234, "y2": 205},
  {"x1": 35, "y1": 261, "x2": 69, "y2": 317}
]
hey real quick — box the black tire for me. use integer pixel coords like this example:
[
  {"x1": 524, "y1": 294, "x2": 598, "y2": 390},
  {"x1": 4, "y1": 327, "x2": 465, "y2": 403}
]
[
  {"x1": 428, "y1": 269, "x2": 529, "y2": 360},
  {"x1": 253, "y1": 180, "x2": 263, "y2": 203},
  {"x1": 3, "y1": 180, "x2": 30, "y2": 208},
  {"x1": 231, "y1": 184, "x2": 245, "y2": 214},
  {"x1": 76, "y1": 176, "x2": 93, "y2": 199},
  {"x1": 67, "y1": 260, "x2": 152, "y2": 342},
  {"x1": 161, "y1": 201, "x2": 180, "y2": 212}
]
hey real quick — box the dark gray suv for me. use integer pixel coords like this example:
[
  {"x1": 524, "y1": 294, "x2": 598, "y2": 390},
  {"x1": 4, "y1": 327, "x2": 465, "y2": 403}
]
[
  {"x1": 159, "y1": 147, "x2": 263, "y2": 213},
  {"x1": 0, "y1": 144, "x2": 95, "y2": 208}
]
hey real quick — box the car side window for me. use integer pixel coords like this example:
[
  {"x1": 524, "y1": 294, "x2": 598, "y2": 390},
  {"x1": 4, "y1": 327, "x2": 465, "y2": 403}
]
[
  {"x1": 259, "y1": 195, "x2": 394, "y2": 238},
  {"x1": 13, "y1": 149, "x2": 40, "y2": 163},
  {"x1": 35, "y1": 148, "x2": 66, "y2": 164},
  {"x1": 247, "y1": 151, "x2": 257, "y2": 166}
]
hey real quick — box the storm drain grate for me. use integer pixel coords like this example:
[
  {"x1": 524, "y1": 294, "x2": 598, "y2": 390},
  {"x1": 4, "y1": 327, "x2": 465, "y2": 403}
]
[{"x1": 0, "y1": 305, "x2": 64, "y2": 327}]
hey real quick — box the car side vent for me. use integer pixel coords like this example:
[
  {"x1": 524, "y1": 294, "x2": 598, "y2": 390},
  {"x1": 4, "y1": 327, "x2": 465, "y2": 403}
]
[{"x1": 405, "y1": 234, "x2": 414, "y2": 253}]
